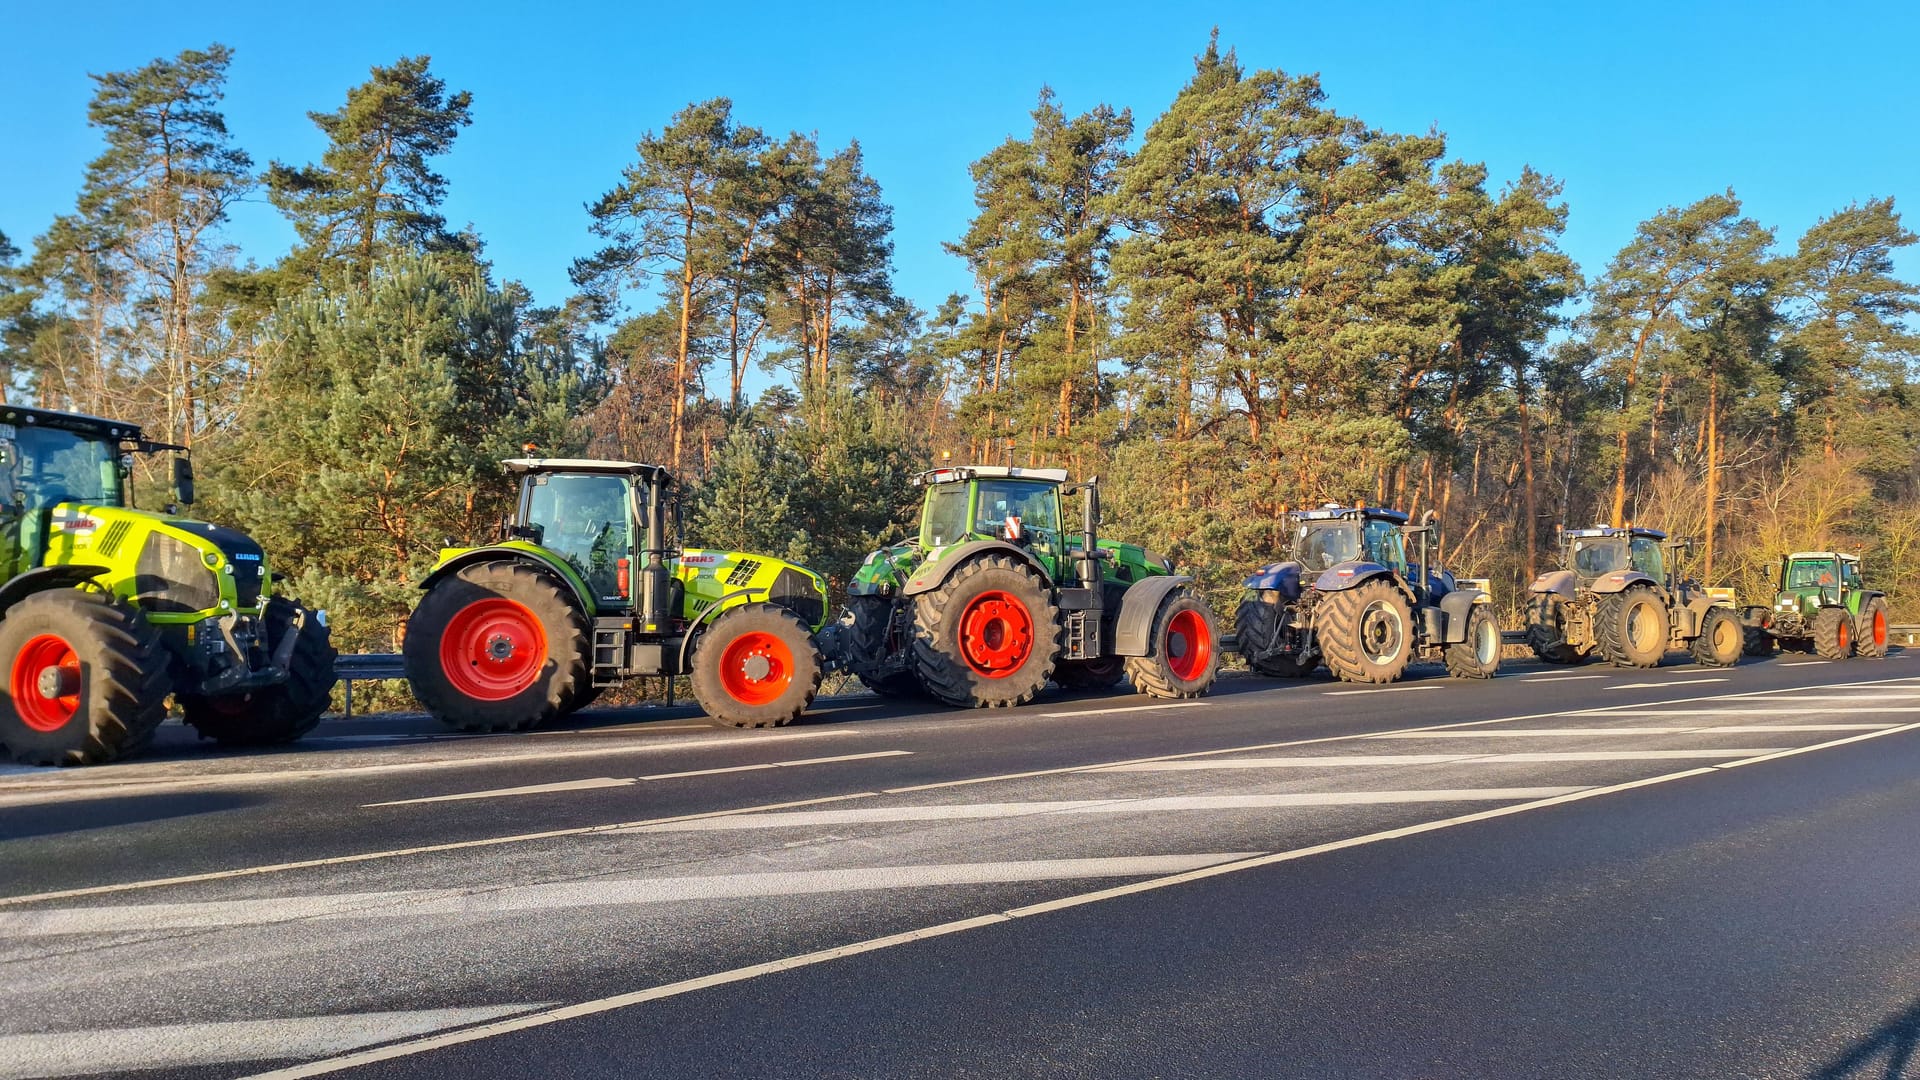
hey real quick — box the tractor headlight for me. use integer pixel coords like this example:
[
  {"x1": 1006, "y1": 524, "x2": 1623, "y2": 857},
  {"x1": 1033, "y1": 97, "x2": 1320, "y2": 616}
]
[{"x1": 203, "y1": 550, "x2": 223, "y2": 569}]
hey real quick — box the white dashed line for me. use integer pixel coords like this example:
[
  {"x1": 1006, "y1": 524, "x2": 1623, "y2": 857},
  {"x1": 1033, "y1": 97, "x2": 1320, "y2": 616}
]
[
  {"x1": 1323, "y1": 685, "x2": 1442, "y2": 696},
  {"x1": 1605, "y1": 678, "x2": 1727, "y2": 690}
]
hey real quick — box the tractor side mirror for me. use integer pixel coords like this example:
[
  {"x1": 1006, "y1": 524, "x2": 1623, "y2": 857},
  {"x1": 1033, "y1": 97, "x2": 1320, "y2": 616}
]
[
  {"x1": 172, "y1": 456, "x2": 195, "y2": 507},
  {"x1": 508, "y1": 523, "x2": 543, "y2": 544}
]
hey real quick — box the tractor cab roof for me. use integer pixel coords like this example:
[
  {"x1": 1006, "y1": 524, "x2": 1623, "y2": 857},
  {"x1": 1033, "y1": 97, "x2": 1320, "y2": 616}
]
[
  {"x1": 502, "y1": 458, "x2": 675, "y2": 486},
  {"x1": 0, "y1": 404, "x2": 159, "y2": 447},
  {"x1": 1787, "y1": 551, "x2": 1857, "y2": 562},
  {"x1": 1290, "y1": 505, "x2": 1409, "y2": 525},
  {"x1": 914, "y1": 465, "x2": 1071, "y2": 487},
  {"x1": 1562, "y1": 525, "x2": 1668, "y2": 541}
]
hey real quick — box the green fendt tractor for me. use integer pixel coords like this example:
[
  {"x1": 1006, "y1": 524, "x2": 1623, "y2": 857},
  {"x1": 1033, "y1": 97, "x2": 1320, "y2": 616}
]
[
  {"x1": 823, "y1": 465, "x2": 1218, "y2": 707},
  {"x1": 403, "y1": 458, "x2": 831, "y2": 731},
  {"x1": 0, "y1": 406, "x2": 336, "y2": 766},
  {"x1": 1739, "y1": 551, "x2": 1890, "y2": 660},
  {"x1": 1525, "y1": 525, "x2": 1743, "y2": 668}
]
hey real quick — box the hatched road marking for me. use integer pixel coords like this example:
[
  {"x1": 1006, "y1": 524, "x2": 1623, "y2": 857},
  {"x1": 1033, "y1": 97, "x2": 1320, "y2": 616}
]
[{"x1": 1096, "y1": 749, "x2": 1786, "y2": 771}]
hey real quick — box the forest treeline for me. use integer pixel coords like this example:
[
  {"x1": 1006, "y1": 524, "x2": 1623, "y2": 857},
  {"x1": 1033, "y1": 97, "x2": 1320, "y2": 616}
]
[{"x1": 3, "y1": 36, "x2": 1918, "y2": 653}]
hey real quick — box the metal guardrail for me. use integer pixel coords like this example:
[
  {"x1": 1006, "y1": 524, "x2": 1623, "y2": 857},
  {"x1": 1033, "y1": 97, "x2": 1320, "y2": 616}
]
[{"x1": 333, "y1": 653, "x2": 406, "y2": 718}]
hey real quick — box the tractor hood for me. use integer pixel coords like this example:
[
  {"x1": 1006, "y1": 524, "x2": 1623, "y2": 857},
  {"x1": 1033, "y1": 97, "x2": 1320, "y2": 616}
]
[
  {"x1": 46, "y1": 502, "x2": 269, "y2": 616},
  {"x1": 1244, "y1": 560, "x2": 1305, "y2": 599},
  {"x1": 1529, "y1": 569, "x2": 1578, "y2": 598}
]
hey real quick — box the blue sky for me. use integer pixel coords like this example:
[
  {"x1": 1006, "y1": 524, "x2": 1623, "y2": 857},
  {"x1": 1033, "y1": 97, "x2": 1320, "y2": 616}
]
[{"x1": 5, "y1": 0, "x2": 1917, "y2": 331}]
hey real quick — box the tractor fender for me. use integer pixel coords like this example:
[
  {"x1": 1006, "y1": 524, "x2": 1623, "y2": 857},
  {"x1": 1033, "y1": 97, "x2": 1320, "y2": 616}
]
[
  {"x1": 898, "y1": 540, "x2": 1049, "y2": 598},
  {"x1": 0, "y1": 565, "x2": 111, "y2": 616},
  {"x1": 1113, "y1": 574, "x2": 1194, "y2": 657},
  {"x1": 419, "y1": 546, "x2": 594, "y2": 616},
  {"x1": 1437, "y1": 588, "x2": 1490, "y2": 644},
  {"x1": 1312, "y1": 562, "x2": 1396, "y2": 594},
  {"x1": 1242, "y1": 560, "x2": 1304, "y2": 598},
  {"x1": 1528, "y1": 569, "x2": 1577, "y2": 598},
  {"x1": 1588, "y1": 570, "x2": 1658, "y2": 595},
  {"x1": 675, "y1": 588, "x2": 756, "y2": 673}
]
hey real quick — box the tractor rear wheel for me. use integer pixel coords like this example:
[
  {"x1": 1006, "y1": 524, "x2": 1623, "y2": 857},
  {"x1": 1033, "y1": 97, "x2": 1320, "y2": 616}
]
[
  {"x1": 690, "y1": 604, "x2": 822, "y2": 728},
  {"x1": 1812, "y1": 606, "x2": 1855, "y2": 660},
  {"x1": 1689, "y1": 607, "x2": 1743, "y2": 668},
  {"x1": 1320, "y1": 579, "x2": 1415, "y2": 685},
  {"x1": 404, "y1": 560, "x2": 589, "y2": 732},
  {"x1": 1743, "y1": 625, "x2": 1777, "y2": 657},
  {"x1": 1126, "y1": 588, "x2": 1219, "y2": 699},
  {"x1": 182, "y1": 597, "x2": 338, "y2": 746},
  {"x1": 1054, "y1": 656, "x2": 1128, "y2": 691},
  {"x1": 1596, "y1": 587, "x2": 1667, "y2": 668},
  {"x1": 1526, "y1": 593, "x2": 1587, "y2": 664},
  {"x1": 0, "y1": 590, "x2": 169, "y2": 767},
  {"x1": 911, "y1": 555, "x2": 1059, "y2": 708},
  {"x1": 1858, "y1": 597, "x2": 1891, "y2": 659},
  {"x1": 847, "y1": 596, "x2": 923, "y2": 697},
  {"x1": 1444, "y1": 603, "x2": 1502, "y2": 679},
  {"x1": 1235, "y1": 593, "x2": 1313, "y2": 677}
]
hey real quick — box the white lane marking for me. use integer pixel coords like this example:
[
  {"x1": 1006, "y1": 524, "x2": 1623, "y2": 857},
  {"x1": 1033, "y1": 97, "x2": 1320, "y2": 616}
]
[
  {"x1": 639, "y1": 749, "x2": 913, "y2": 781},
  {"x1": 1498, "y1": 673, "x2": 1606, "y2": 681},
  {"x1": 250, "y1": 719, "x2": 1920, "y2": 1080},
  {"x1": 1781, "y1": 660, "x2": 1832, "y2": 666},
  {"x1": 1707, "y1": 693, "x2": 1920, "y2": 701},
  {"x1": 1102, "y1": 749, "x2": 1786, "y2": 771},
  {"x1": 617, "y1": 789, "x2": 1589, "y2": 832},
  {"x1": 0, "y1": 1005, "x2": 548, "y2": 1080},
  {"x1": 0, "y1": 856, "x2": 1253, "y2": 938},
  {"x1": 532, "y1": 723, "x2": 715, "y2": 735},
  {"x1": 364, "y1": 777, "x2": 635, "y2": 808},
  {"x1": 1605, "y1": 678, "x2": 1727, "y2": 690},
  {"x1": 21, "y1": 673, "x2": 1920, "y2": 908},
  {"x1": 1696, "y1": 724, "x2": 1895, "y2": 733},
  {"x1": 1585, "y1": 708, "x2": 1920, "y2": 716},
  {"x1": 1035, "y1": 701, "x2": 1209, "y2": 718},
  {"x1": 1323, "y1": 685, "x2": 1440, "y2": 696},
  {"x1": 1368, "y1": 725, "x2": 1890, "y2": 738}
]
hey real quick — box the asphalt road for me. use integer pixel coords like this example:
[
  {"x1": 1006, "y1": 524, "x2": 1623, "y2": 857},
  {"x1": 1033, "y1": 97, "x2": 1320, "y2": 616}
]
[{"x1": 3, "y1": 650, "x2": 1919, "y2": 1079}]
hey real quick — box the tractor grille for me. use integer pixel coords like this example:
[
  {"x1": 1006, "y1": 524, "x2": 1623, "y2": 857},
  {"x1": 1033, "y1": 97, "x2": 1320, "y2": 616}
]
[
  {"x1": 96, "y1": 520, "x2": 132, "y2": 559},
  {"x1": 134, "y1": 534, "x2": 220, "y2": 614},
  {"x1": 727, "y1": 559, "x2": 763, "y2": 587},
  {"x1": 769, "y1": 567, "x2": 825, "y2": 628}
]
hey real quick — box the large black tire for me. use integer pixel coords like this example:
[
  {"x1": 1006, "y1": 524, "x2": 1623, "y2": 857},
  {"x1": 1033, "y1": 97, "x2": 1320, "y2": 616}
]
[
  {"x1": 403, "y1": 559, "x2": 589, "y2": 732},
  {"x1": 1595, "y1": 587, "x2": 1668, "y2": 668},
  {"x1": 181, "y1": 597, "x2": 338, "y2": 746},
  {"x1": 1319, "y1": 578, "x2": 1416, "y2": 685},
  {"x1": 0, "y1": 590, "x2": 170, "y2": 767},
  {"x1": 1812, "y1": 606, "x2": 1855, "y2": 660},
  {"x1": 911, "y1": 554, "x2": 1059, "y2": 708},
  {"x1": 690, "y1": 604, "x2": 823, "y2": 728},
  {"x1": 1126, "y1": 587, "x2": 1220, "y2": 699},
  {"x1": 1689, "y1": 606, "x2": 1743, "y2": 668},
  {"x1": 1525, "y1": 593, "x2": 1587, "y2": 664},
  {"x1": 1444, "y1": 602, "x2": 1502, "y2": 679},
  {"x1": 1054, "y1": 656, "x2": 1128, "y2": 690},
  {"x1": 847, "y1": 596, "x2": 923, "y2": 697},
  {"x1": 1235, "y1": 594, "x2": 1313, "y2": 677},
  {"x1": 1858, "y1": 596, "x2": 1891, "y2": 659},
  {"x1": 1743, "y1": 624, "x2": 1777, "y2": 657}
]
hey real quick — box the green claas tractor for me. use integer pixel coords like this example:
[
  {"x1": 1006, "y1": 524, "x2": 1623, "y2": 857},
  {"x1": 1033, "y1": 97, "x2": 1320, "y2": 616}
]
[
  {"x1": 1739, "y1": 551, "x2": 1890, "y2": 660},
  {"x1": 1234, "y1": 506, "x2": 1502, "y2": 684},
  {"x1": 822, "y1": 465, "x2": 1218, "y2": 707},
  {"x1": 1525, "y1": 525, "x2": 1743, "y2": 668},
  {"x1": 0, "y1": 406, "x2": 336, "y2": 766},
  {"x1": 403, "y1": 458, "x2": 831, "y2": 730}
]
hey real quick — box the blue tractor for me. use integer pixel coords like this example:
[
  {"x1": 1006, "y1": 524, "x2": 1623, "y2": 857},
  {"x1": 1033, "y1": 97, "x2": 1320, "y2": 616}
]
[{"x1": 1233, "y1": 505, "x2": 1502, "y2": 683}]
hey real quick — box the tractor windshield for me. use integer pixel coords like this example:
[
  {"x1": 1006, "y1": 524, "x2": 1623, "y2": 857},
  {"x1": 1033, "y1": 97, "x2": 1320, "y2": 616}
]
[
  {"x1": 1570, "y1": 537, "x2": 1627, "y2": 580},
  {"x1": 1296, "y1": 522, "x2": 1361, "y2": 572},
  {"x1": 921, "y1": 484, "x2": 969, "y2": 547},
  {"x1": 1362, "y1": 517, "x2": 1408, "y2": 573},
  {"x1": 525, "y1": 473, "x2": 631, "y2": 602},
  {"x1": 973, "y1": 480, "x2": 1059, "y2": 544},
  {"x1": 1628, "y1": 536, "x2": 1664, "y2": 580},
  {"x1": 1786, "y1": 560, "x2": 1838, "y2": 590},
  {"x1": 0, "y1": 425, "x2": 123, "y2": 510}
]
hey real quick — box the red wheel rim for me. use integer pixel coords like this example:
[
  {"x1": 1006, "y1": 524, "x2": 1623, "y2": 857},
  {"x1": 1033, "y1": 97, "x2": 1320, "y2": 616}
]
[
  {"x1": 1838, "y1": 620, "x2": 1851, "y2": 652},
  {"x1": 717, "y1": 630, "x2": 795, "y2": 706},
  {"x1": 958, "y1": 590, "x2": 1035, "y2": 677},
  {"x1": 440, "y1": 598, "x2": 547, "y2": 701},
  {"x1": 12, "y1": 634, "x2": 81, "y2": 733},
  {"x1": 1874, "y1": 610, "x2": 1887, "y2": 648},
  {"x1": 1164, "y1": 608, "x2": 1212, "y2": 681}
]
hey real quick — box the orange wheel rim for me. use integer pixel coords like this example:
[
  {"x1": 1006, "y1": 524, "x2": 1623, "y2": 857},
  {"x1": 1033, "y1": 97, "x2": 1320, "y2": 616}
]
[
  {"x1": 958, "y1": 590, "x2": 1035, "y2": 677},
  {"x1": 1164, "y1": 609, "x2": 1211, "y2": 681},
  {"x1": 718, "y1": 630, "x2": 795, "y2": 705},
  {"x1": 1838, "y1": 620, "x2": 1851, "y2": 651},
  {"x1": 12, "y1": 634, "x2": 80, "y2": 733},
  {"x1": 1874, "y1": 610, "x2": 1887, "y2": 648},
  {"x1": 441, "y1": 598, "x2": 547, "y2": 701}
]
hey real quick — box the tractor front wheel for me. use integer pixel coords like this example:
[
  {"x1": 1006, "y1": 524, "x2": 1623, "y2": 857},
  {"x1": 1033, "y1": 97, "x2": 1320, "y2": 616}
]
[
  {"x1": 1812, "y1": 606, "x2": 1855, "y2": 660},
  {"x1": 1858, "y1": 597, "x2": 1891, "y2": 659},
  {"x1": 1689, "y1": 607, "x2": 1744, "y2": 668},
  {"x1": 911, "y1": 555, "x2": 1059, "y2": 708},
  {"x1": 404, "y1": 560, "x2": 589, "y2": 732},
  {"x1": 690, "y1": 604, "x2": 823, "y2": 728},
  {"x1": 0, "y1": 591, "x2": 170, "y2": 767},
  {"x1": 1526, "y1": 593, "x2": 1587, "y2": 664},
  {"x1": 1743, "y1": 625, "x2": 1777, "y2": 657},
  {"x1": 847, "y1": 596, "x2": 923, "y2": 697},
  {"x1": 1320, "y1": 579, "x2": 1415, "y2": 685},
  {"x1": 1596, "y1": 587, "x2": 1667, "y2": 668},
  {"x1": 1235, "y1": 593, "x2": 1313, "y2": 677},
  {"x1": 1444, "y1": 603, "x2": 1502, "y2": 679},
  {"x1": 182, "y1": 597, "x2": 338, "y2": 746},
  {"x1": 1126, "y1": 588, "x2": 1220, "y2": 699}
]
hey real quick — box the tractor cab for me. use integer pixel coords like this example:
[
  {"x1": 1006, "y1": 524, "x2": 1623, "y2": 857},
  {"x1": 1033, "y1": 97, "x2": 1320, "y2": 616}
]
[
  {"x1": 1775, "y1": 552, "x2": 1861, "y2": 616},
  {"x1": 916, "y1": 466, "x2": 1072, "y2": 577},
  {"x1": 1290, "y1": 506, "x2": 1409, "y2": 574},
  {"x1": 1558, "y1": 526, "x2": 1667, "y2": 586},
  {"x1": 504, "y1": 458, "x2": 671, "y2": 611}
]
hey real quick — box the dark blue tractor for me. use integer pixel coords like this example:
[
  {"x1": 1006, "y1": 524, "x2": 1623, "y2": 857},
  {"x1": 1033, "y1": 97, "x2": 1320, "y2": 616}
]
[{"x1": 1233, "y1": 506, "x2": 1502, "y2": 683}]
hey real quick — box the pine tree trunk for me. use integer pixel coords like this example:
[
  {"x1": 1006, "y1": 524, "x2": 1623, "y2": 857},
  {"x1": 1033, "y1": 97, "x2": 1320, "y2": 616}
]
[{"x1": 1703, "y1": 367, "x2": 1718, "y2": 580}]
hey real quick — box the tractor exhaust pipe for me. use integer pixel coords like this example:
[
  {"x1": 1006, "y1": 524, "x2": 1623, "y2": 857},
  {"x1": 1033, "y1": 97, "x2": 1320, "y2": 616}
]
[
  {"x1": 1079, "y1": 477, "x2": 1102, "y2": 593},
  {"x1": 639, "y1": 477, "x2": 672, "y2": 634}
]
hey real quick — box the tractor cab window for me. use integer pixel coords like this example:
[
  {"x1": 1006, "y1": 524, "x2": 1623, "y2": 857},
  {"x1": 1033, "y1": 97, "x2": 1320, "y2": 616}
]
[
  {"x1": 1843, "y1": 561, "x2": 1863, "y2": 589},
  {"x1": 2, "y1": 426, "x2": 122, "y2": 510},
  {"x1": 1571, "y1": 538, "x2": 1626, "y2": 578},
  {"x1": 973, "y1": 480, "x2": 1060, "y2": 548},
  {"x1": 921, "y1": 485, "x2": 969, "y2": 547},
  {"x1": 525, "y1": 473, "x2": 631, "y2": 601},
  {"x1": 1787, "y1": 560, "x2": 1836, "y2": 589},
  {"x1": 1628, "y1": 537, "x2": 1664, "y2": 580},
  {"x1": 1296, "y1": 523, "x2": 1360, "y2": 572},
  {"x1": 1363, "y1": 518, "x2": 1408, "y2": 574}
]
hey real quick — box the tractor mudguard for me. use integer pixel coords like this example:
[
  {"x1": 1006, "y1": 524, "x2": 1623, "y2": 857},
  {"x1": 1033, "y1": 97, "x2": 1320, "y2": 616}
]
[
  {"x1": 419, "y1": 545, "x2": 594, "y2": 616},
  {"x1": 1243, "y1": 561, "x2": 1303, "y2": 599},
  {"x1": 1312, "y1": 562, "x2": 1393, "y2": 593},
  {"x1": 1528, "y1": 569, "x2": 1578, "y2": 598},
  {"x1": 1437, "y1": 588, "x2": 1488, "y2": 644},
  {"x1": 0, "y1": 564, "x2": 110, "y2": 615},
  {"x1": 898, "y1": 540, "x2": 1050, "y2": 598},
  {"x1": 1588, "y1": 570, "x2": 1659, "y2": 595},
  {"x1": 1113, "y1": 574, "x2": 1193, "y2": 656}
]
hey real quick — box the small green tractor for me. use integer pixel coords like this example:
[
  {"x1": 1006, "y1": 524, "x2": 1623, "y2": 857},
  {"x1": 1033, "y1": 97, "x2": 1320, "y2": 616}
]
[
  {"x1": 822, "y1": 465, "x2": 1218, "y2": 707},
  {"x1": 403, "y1": 458, "x2": 832, "y2": 730},
  {"x1": 1739, "y1": 551, "x2": 1890, "y2": 660},
  {"x1": 1234, "y1": 505, "x2": 1502, "y2": 684},
  {"x1": 1525, "y1": 525, "x2": 1743, "y2": 668},
  {"x1": 0, "y1": 406, "x2": 336, "y2": 766}
]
